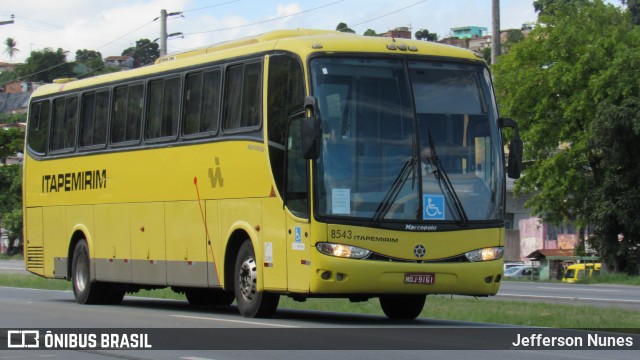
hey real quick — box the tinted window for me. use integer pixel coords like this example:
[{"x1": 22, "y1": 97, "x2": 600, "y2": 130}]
[
  {"x1": 80, "y1": 90, "x2": 109, "y2": 147},
  {"x1": 185, "y1": 69, "x2": 221, "y2": 136},
  {"x1": 112, "y1": 84, "x2": 143, "y2": 143},
  {"x1": 224, "y1": 62, "x2": 262, "y2": 131},
  {"x1": 267, "y1": 55, "x2": 304, "y2": 198},
  {"x1": 50, "y1": 96, "x2": 78, "y2": 151},
  {"x1": 27, "y1": 100, "x2": 51, "y2": 155},
  {"x1": 146, "y1": 76, "x2": 181, "y2": 139}
]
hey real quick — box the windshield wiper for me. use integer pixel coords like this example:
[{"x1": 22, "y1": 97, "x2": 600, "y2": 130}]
[
  {"x1": 372, "y1": 157, "x2": 417, "y2": 223},
  {"x1": 426, "y1": 130, "x2": 469, "y2": 227}
]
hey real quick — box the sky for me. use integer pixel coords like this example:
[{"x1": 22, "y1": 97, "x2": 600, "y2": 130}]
[{"x1": 0, "y1": 0, "x2": 563, "y2": 64}]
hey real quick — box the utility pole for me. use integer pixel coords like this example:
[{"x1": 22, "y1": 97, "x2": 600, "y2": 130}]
[
  {"x1": 160, "y1": 9, "x2": 168, "y2": 56},
  {"x1": 491, "y1": 0, "x2": 501, "y2": 64},
  {"x1": 0, "y1": 14, "x2": 15, "y2": 26},
  {"x1": 158, "y1": 9, "x2": 183, "y2": 56}
]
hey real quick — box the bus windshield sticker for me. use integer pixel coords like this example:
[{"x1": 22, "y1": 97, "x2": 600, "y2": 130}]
[
  {"x1": 423, "y1": 194, "x2": 445, "y2": 220},
  {"x1": 332, "y1": 188, "x2": 351, "y2": 215}
]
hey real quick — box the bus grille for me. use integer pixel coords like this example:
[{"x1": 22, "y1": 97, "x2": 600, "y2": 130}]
[{"x1": 26, "y1": 246, "x2": 44, "y2": 269}]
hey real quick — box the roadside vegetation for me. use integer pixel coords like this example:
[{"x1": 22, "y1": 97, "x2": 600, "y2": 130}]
[
  {"x1": 1, "y1": 273, "x2": 638, "y2": 329},
  {"x1": 576, "y1": 273, "x2": 640, "y2": 286}
]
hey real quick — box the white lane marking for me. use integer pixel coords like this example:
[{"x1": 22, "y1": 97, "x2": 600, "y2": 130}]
[
  {"x1": 499, "y1": 293, "x2": 640, "y2": 304},
  {"x1": 171, "y1": 314, "x2": 298, "y2": 328},
  {"x1": 181, "y1": 358, "x2": 214, "y2": 360},
  {"x1": 535, "y1": 286, "x2": 622, "y2": 292}
]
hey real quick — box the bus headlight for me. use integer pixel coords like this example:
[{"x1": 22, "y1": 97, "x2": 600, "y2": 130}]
[
  {"x1": 465, "y1": 247, "x2": 504, "y2": 262},
  {"x1": 316, "y1": 243, "x2": 371, "y2": 259}
]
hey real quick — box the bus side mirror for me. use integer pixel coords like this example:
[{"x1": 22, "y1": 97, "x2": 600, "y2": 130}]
[
  {"x1": 499, "y1": 118, "x2": 523, "y2": 179},
  {"x1": 302, "y1": 96, "x2": 321, "y2": 160}
]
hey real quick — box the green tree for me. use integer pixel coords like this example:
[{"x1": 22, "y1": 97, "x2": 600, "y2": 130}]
[
  {"x1": 75, "y1": 49, "x2": 103, "y2": 70},
  {"x1": 533, "y1": 0, "x2": 589, "y2": 15},
  {"x1": 493, "y1": 0, "x2": 640, "y2": 273},
  {"x1": 16, "y1": 48, "x2": 75, "y2": 83},
  {"x1": 0, "y1": 128, "x2": 24, "y2": 164},
  {"x1": 502, "y1": 29, "x2": 525, "y2": 54},
  {"x1": 3, "y1": 37, "x2": 19, "y2": 63},
  {"x1": 0, "y1": 127, "x2": 23, "y2": 254},
  {"x1": 363, "y1": 29, "x2": 379, "y2": 36},
  {"x1": 336, "y1": 22, "x2": 355, "y2": 33},
  {"x1": 415, "y1": 29, "x2": 438, "y2": 42},
  {"x1": 122, "y1": 39, "x2": 159, "y2": 67},
  {"x1": 0, "y1": 164, "x2": 22, "y2": 255},
  {"x1": 587, "y1": 98, "x2": 640, "y2": 273},
  {"x1": 623, "y1": 0, "x2": 640, "y2": 24}
]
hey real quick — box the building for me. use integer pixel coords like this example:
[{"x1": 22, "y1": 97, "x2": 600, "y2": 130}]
[
  {"x1": 0, "y1": 92, "x2": 31, "y2": 114},
  {"x1": 440, "y1": 26, "x2": 530, "y2": 52},
  {"x1": 0, "y1": 62, "x2": 16, "y2": 73},
  {"x1": 383, "y1": 27, "x2": 412, "y2": 39},
  {"x1": 451, "y1": 26, "x2": 488, "y2": 39}
]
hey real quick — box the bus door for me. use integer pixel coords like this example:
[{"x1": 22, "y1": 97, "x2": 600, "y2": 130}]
[{"x1": 285, "y1": 113, "x2": 311, "y2": 292}]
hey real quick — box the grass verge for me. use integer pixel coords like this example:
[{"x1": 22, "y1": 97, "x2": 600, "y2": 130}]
[{"x1": 1, "y1": 273, "x2": 639, "y2": 329}]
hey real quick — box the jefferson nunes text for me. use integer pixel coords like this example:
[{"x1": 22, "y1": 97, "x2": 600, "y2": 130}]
[{"x1": 42, "y1": 170, "x2": 107, "y2": 193}]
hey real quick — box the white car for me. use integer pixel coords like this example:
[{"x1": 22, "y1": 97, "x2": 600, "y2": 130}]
[{"x1": 504, "y1": 266, "x2": 540, "y2": 280}]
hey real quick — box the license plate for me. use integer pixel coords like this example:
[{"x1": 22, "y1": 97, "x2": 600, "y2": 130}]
[{"x1": 404, "y1": 272, "x2": 435, "y2": 285}]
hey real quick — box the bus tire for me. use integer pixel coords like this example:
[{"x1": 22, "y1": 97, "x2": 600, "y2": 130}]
[
  {"x1": 234, "y1": 240, "x2": 279, "y2": 318},
  {"x1": 379, "y1": 294, "x2": 426, "y2": 320},
  {"x1": 71, "y1": 239, "x2": 106, "y2": 304},
  {"x1": 185, "y1": 288, "x2": 235, "y2": 306}
]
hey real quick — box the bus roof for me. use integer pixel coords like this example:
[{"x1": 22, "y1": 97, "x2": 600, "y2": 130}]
[{"x1": 32, "y1": 29, "x2": 482, "y2": 98}]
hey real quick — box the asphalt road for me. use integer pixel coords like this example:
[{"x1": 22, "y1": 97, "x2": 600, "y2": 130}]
[
  {"x1": 496, "y1": 281, "x2": 640, "y2": 310},
  {"x1": 0, "y1": 286, "x2": 638, "y2": 360},
  {"x1": 3, "y1": 260, "x2": 640, "y2": 308},
  {"x1": 0, "y1": 259, "x2": 28, "y2": 275}
]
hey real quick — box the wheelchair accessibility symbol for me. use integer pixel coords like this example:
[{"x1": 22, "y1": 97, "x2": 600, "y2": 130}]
[{"x1": 423, "y1": 194, "x2": 445, "y2": 220}]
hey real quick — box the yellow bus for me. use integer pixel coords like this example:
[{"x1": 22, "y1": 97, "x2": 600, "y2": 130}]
[
  {"x1": 23, "y1": 29, "x2": 522, "y2": 319},
  {"x1": 562, "y1": 263, "x2": 602, "y2": 283}
]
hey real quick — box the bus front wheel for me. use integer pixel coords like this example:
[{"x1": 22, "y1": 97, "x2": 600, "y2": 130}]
[
  {"x1": 71, "y1": 240, "x2": 106, "y2": 304},
  {"x1": 233, "y1": 240, "x2": 279, "y2": 318},
  {"x1": 379, "y1": 294, "x2": 426, "y2": 320}
]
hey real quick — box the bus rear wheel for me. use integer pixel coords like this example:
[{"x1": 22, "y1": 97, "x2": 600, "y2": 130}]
[
  {"x1": 379, "y1": 294, "x2": 426, "y2": 320},
  {"x1": 233, "y1": 240, "x2": 279, "y2": 318}
]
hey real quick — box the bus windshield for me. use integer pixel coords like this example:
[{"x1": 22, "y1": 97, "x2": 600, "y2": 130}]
[{"x1": 311, "y1": 57, "x2": 503, "y2": 223}]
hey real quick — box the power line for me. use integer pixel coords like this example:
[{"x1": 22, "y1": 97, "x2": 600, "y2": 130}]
[
  {"x1": 180, "y1": 0, "x2": 241, "y2": 14},
  {"x1": 0, "y1": 19, "x2": 156, "y2": 87},
  {"x1": 183, "y1": 0, "x2": 344, "y2": 35},
  {"x1": 347, "y1": 0, "x2": 429, "y2": 29}
]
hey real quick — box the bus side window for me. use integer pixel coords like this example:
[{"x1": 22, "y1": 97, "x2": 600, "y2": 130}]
[
  {"x1": 50, "y1": 96, "x2": 78, "y2": 152},
  {"x1": 112, "y1": 84, "x2": 143, "y2": 144},
  {"x1": 80, "y1": 91, "x2": 109, "y2": 148},
  {"x1": 145, "y1": 76, "x2": 181, "y2": 140},
  {"x1": 28, "y1": 100, "x2": 51, "y2": 155},
  {"x1": 223, "y1": 61, "x2": 262, "y2": 132},
  {"x1": 184, "y1": 68, "x2": 221, "y2": 136}
]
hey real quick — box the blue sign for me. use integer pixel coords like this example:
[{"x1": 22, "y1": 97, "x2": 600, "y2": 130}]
[
  {"x1": 423, "y1": 194, "x2": 445, "y2": 220},
  {"x1": 294, "y1": 227, "x2": 302, "y2": 242}
]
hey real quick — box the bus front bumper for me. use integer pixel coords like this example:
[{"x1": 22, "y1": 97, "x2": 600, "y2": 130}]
[{"x1": 308, "y1": 254, "x2": 503, "y2": 296}]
